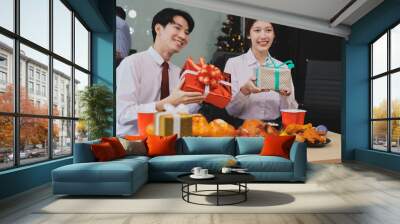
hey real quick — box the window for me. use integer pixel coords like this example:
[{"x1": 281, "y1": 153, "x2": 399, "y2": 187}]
[
  {"x1": 0, "y1": 71, "x2": 6, "y2": 83},
  {"x1": 36, "y1": 83, "x2": 40, "y2": 95},
  {"x1": 42, "y1": 85, "x2": 46, "y2": 97},
  {"x1": 0, "y1": 54, "x2": 7, "y2": 86},
  {"x1": 0, "y1": 0, "x2": 13, "y2": 32},
  {"x1": 0, "y1": 0, "x2": 91, "y2": 170},
  {"x1": 28, "y1": 81, "x2": 34, "y2": 94},
  {"x1": 28, "y1": 67, "x2": 34, "y2": 80},
  {"x1": 35, "y1": 70, "x2": 41, "y2": 81},
  {"x1": 371, "y1": 23, "x2": 400, "y2": 154}
]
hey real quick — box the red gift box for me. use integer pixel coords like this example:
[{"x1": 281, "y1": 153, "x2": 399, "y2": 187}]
[{"x1": 181, "y1": 57, "x2": 232, "y2": 108}]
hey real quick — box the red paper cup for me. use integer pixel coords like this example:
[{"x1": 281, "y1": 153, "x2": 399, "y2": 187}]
[
  {"x1": 137, "y1": 113, "x2": 155, "y2": 136},
  {"x1": 281, "y1": 109, "x2": 306, "y2": 128}
]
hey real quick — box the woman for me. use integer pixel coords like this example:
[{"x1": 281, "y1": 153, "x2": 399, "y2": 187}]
[{"x1": 225, "y1": 19, "x2": 298, "y2": 126}]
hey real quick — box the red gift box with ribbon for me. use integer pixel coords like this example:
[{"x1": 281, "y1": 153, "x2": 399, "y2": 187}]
[{"x1": 180, "y1": 57, "x2": 231, "y2": 108}]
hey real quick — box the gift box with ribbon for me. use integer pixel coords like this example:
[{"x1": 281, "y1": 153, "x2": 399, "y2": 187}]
[
  {"x1": 181, "y1": 57, "x2": 231, "y2": 108},
  {"x1": 154, "y1": 104, "x2": 193, "y2": 137},
  {"x1": 255, "y1": 59, "x2": 294, "y2": 91}
]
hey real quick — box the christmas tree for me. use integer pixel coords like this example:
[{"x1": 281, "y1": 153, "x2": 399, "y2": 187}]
[{"x1": 216, "y1": 15, "x2": 245, "y2": 53}]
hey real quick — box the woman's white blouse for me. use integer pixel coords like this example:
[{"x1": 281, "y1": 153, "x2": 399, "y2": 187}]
[{"x1": 224, "y1": 49, "x2": 298, "y2": 120}]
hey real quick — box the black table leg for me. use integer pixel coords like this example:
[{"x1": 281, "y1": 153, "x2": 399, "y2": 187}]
[
  {"x1": 245, "y1": 183, "x2": 247, "y2": 201},
  {"x1": 217, "y1": 184, "x2": 219, "y2": 206}
]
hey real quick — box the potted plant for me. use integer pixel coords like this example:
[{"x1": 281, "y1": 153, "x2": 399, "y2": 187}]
[{"x1": 79, "y1": 84, "x2": 114, "y2": 140}]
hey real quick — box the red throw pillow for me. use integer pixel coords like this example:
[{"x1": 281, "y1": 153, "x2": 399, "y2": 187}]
[
  {"x1": 101, "y1": 137, "x2": 127, "y2": 158},
  {"x1": 146, "y1": 134, "x2": 177, "y2": 157},
  {"x1": 260, "y1": 135, "x2": 296, "y2": 159},
  {"x1": 91, "y1": 142, "x2": 117, "y2": 161}
]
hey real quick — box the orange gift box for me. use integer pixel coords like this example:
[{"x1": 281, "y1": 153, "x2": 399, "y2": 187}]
[{"x1": 181, "y1": 57, "x2": 231, "y2": 109}]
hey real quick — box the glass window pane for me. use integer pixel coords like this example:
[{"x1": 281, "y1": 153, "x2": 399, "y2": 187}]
[
  {"x1": 372, "y1": 77, "x2": 387, "y2": 119},
  {"x1": 74, "y1": 69, "x2": 89, "y2": 118},
  {"x1": 372, "y1": 121, "x2": 388, "y2": 151},
  {"x1": 20, "y1": 0, "x2": 49, "y2": 49},
  {"x1": 391, "y1": 72, "x2": 400, "y2": 118},
  {"x1": 53, "y1": 119, "x2": 72, "y2": 158},
  {"x1": 372, "y1": 33, "x2": 387, "y2": 76},
  {"x1": 391, "y1": 120, "x2": 400, "y2": 153},
  {"x1": 75, "y1": 18, "x2": 89, "y2": 70},
  {"x1": 53, "y1": 59, "x2": 72, "y2": 117},
  {"x1": 20, "y1": 117, "x2": 49, "y2": 165},
  {"x1": 0, "y1": 0, "x2": 14, "y2": 31},
  {"x1": 53, "y1": 0, "x2": 72, "y2": 60},
  {"x1": 0, "y1": 116, "x2": 14, "y2": 170},
  {"x1": 391, "y1": 24, "x2": 400, "y2": 70},
  {"x1": 75, "y1": 120, "x2": 88, "y2": 143},
  {"x1": 0, "y1": 34, "x2": 14, "y2": 113},
  {"x1": 20, "y1": 44, "x2": 49, "y2": 115}
]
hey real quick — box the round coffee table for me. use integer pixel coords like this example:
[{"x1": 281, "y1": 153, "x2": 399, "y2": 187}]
[{"x1": 177, "y1": 173, "x2": 255, "y2": 206}]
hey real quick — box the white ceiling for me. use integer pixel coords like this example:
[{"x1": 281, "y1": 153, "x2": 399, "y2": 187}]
[{"x1": 166, "y1": 0, "x2": 384, "y2": 38}]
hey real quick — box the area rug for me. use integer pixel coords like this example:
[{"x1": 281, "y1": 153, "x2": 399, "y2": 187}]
[{"x1": 38, "y1": 183, "x2": 361, "y2": 214}]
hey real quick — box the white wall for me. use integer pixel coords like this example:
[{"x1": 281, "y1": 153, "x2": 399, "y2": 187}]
[{"x1": 117, "y1": 0, "x2": 226, "y2": 66}]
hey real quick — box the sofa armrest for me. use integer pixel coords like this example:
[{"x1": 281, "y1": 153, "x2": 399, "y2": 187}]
[
  {"x1": 73, "y1": 140, "x2": 100, "y2": 163},
  {"x1": 289, "y1": 142, "x2": 307, "y2": 181}
]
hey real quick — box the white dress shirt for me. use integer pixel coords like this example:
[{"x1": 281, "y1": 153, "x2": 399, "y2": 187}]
[
  {"x1": 116, "y1": 47, "x2": 183, "y2": 136},
  {"x1": 116, "y1": 16, "x2": 131, "y2": 58},
  {"x1": 225, "y1": 49, "x2": 298, "y2": 121}
]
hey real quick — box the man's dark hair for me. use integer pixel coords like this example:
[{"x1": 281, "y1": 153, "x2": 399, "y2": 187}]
[
  {"x1": 151, "y1": 8, "x2": 195, "y2": 42},
  {"x1": 116, "y1": 6, "x2": 126, "y2": 20}
]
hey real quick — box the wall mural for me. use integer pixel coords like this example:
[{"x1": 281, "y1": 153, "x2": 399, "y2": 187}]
[{"x1": 115, "y1": 0, "x2": 343, "y2": 162}]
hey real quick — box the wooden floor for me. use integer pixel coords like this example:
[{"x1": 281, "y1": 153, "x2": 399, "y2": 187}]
[{"x1": 1, "y1": 162, "x2": 400, "y2": 224}]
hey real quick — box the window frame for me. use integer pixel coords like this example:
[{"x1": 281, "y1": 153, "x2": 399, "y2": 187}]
[
  {"x1": 370, "y1": 20, "x2": 400, "y2": 154},
  {"x1": 0, "y1": 0, "x2": 92, "y2": 171}
]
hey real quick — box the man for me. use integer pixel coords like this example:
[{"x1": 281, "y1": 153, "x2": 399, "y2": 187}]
[
  {"x1": 116, "y1": 8, "x2": 205, "y2": 136},
  {"x1": 116, "y1": 6, "x2": 131, "y2": 66}
]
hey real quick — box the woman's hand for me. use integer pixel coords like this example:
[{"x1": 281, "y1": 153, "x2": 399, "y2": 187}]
[
  {"x1": 240, "y1": 75, "x2": 268, "y2": 96},
  {"x1": 279, "y1": 89, "x2": 291, "y2": 96}
]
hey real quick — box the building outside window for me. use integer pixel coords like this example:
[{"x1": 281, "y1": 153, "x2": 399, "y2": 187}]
[
  {"x1": 370, "y1": 22, "x2": 400, "y2": 154},
  {"x1": 0, "y1": 0, "x2": 91, "y2": 170},
  {"x1": 0, "y1": 54, "x2": 7, "y2": 89},
  {"x1": 28, "y1": 81, "x2": 34, "y2": 94}
]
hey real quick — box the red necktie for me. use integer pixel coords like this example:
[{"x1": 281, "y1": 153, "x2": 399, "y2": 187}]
[{"x1": 161, "y1": 61, "x2": 169, "y2": 100}]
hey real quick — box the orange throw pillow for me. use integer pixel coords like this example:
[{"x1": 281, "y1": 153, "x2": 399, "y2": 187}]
[
  {"x1": 260, "y1": 135, "x2": 296, "y2": 159},
  {"x1": 91, "y1": 142, "x2": 117, "y2": 161},
  {"x1": 101, "y1": 137, "x2": 127, "y2": 158},
  {"x1": 146, "y1": 134, "x2": 177, "y2": 157}
]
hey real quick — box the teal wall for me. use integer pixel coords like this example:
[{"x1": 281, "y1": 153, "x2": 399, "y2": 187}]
[
  {"x1": 0, "y1": 158, "x2": 72, "y2": 199},
  {"x1": 344, "y1": 0, "x2": 400, "y2": 171},
  {"x1": 0, "y1": 0, "x2": 114, "y2": 200}
]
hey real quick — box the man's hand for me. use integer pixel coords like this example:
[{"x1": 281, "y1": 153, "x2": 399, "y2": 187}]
[
  {"x1": 156, "y1": 79, "x2": 206, "y2": 111},
  {"x1": 240, "y1": 75, "x2": 269, "y2": 96}
]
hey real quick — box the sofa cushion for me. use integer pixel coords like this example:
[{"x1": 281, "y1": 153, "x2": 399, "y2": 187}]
[
  {"x1": 52, "y1": 159, "x2": 147, "y2": 183},
  {"x1": 74, "y1": 140, "x2": 100, "y2": 163},
  {"x1": 179, "y1": 137, "x2": 235, "y2": 155},
  {"x1": 91, "y1": 142, "x2": 118, "y2": 161},
  {"x1": 118, "y1": 138, "x2": 147, "y2": 156},
  {"x1": 260, "y1": 135, "x2": 296, "y2": 159},
  {"x1": 101, "y1": 137, "x2": 127, "y2": 158},
  {"x1": 146, "y1": 134, "x2": 177, "y2": 157},
  {"x1": 236, "y1": 137, "x2": 264, "y2": 155},
  {"x1": 236, "y1": 155, "x2": 293, "y2": 172},
  {"x1": 148, "y1": 154, "x2": 235, "y2": 172}
]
